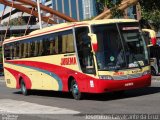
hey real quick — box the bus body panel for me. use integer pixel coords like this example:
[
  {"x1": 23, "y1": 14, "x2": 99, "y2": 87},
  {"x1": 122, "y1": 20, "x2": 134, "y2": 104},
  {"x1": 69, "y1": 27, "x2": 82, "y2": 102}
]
[
  {"x1": 4, "y1": 66, "x2": 32, "y2": 89},
  {"x1": 4, "y1": 59, "x2": 78, "y2": 91},
  {"x1": 76, "y1": 67, "x2": 151, "y2": 93},
  {"x1": 4, "y1": 59, "x2": 151, "y2": 93},
  {"x1": 4, "y1": 68, "x2": 17, "y2": 88},
  {"x1": 92, "y1": 74, "x2": 151, "y2": 93}
]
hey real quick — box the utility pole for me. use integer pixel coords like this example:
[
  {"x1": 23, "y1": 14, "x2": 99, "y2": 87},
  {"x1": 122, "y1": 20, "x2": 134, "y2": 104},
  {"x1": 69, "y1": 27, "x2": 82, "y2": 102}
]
[{"x1": 37, "y1": 0, "x2": 42, "y2": 29}]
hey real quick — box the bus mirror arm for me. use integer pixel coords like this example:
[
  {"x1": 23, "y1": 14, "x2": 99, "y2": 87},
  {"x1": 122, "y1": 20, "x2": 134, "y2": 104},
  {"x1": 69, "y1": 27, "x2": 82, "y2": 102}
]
[
  {"x1": 91, "y1": 51, "x2": 96, "y2": 56},
  {"x1": 142, "y1": 29, "x2": 157, "y2": 46},
  {"x1": 88, "y1": 33, "x2": 98, "y2": 52}
]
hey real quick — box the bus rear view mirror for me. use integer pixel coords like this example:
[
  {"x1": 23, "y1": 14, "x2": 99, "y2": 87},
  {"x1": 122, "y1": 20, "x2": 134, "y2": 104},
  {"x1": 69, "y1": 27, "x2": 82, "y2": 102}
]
[
  {"x1": 142, "y1": 29, "x2": 157, "y2": 46},
  {"x1": 88, "y1": 33, "x2": 98, "y2": 52},
  {"x1": 142, "y1": 32, "x2": 150, "y2": 46}
]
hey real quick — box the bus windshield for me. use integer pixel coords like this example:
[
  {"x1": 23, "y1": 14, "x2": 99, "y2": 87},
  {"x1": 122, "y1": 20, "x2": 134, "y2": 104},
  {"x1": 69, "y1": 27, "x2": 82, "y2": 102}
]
[{"x1": 92, "y1": 22, "x2": 149, "y2": 71}]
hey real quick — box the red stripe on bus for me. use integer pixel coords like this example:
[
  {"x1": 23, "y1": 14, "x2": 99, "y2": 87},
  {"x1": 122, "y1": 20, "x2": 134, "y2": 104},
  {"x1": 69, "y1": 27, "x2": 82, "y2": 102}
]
[
  {"x1": 4, "y1": 67, "x2": 32, "y2": 89},
  {"x1": 4, "y1": 60, "x2": 151, "y2": 93},
  {"x1": 5, "y1": 60, "x2": 94, "y2": 92}
]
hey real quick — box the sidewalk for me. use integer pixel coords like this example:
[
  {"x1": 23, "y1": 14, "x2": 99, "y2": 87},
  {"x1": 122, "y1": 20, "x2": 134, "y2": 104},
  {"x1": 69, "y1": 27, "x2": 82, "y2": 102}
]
[{"x1": 152, "y1": 76, "x2": 160, "y2": 81}]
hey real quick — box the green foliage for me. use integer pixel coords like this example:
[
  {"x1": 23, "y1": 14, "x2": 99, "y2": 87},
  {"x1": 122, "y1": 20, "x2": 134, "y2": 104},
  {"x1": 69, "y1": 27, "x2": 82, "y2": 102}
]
[
  {"x1": 96, "y1": 0, "x2": 160, "y2": 31},
  {"x1": 3, "y1": 17, "x2": 26, "y2": 26},
  {"x1": 140, "y1": 0, "x2": 160, "y2": 31},
  {"x1": 96, "y1": 0, "x2": 123, "y2": 18},
  {"x1": 140, "y1": 0, "x2": 160, "y2": 12},
  {"x1": 111, "y1": 7, "x2": 124, "y2": 18}
]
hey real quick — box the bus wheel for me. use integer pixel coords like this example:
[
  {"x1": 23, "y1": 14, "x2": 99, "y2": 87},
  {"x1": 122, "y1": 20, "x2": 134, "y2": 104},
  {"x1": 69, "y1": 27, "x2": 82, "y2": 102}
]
[
  {"x1": 20, "y1": 80, "x2": 28, "y2": 96},
  {"x1": 71, "y1": 80, "x2": 82, "y2": 100}
]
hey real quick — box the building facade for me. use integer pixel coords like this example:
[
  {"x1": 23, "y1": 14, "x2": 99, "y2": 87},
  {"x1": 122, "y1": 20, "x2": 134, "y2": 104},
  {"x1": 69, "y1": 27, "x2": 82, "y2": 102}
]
[{"x1": 52, "y1": 0, "x2": 97, "y2": 23}]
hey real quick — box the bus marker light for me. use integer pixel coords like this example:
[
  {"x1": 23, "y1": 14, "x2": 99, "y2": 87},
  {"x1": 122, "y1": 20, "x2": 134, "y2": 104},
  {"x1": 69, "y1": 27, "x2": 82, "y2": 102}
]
[{"x1": 90, "y1": 80, "x2": 94, "y2": 88}]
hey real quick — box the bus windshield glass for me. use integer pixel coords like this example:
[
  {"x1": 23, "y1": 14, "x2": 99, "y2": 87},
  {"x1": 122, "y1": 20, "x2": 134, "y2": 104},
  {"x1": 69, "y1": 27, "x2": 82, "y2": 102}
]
[{"x1": 92, "y1": 22, "x2": 149, "y2": 71}]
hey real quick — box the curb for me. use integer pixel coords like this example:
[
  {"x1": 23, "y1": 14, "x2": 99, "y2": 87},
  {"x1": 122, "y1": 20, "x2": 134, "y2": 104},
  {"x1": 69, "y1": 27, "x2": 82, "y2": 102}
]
[{"x1": 152, "y1": 76, "x2": 160, "y2": 81}]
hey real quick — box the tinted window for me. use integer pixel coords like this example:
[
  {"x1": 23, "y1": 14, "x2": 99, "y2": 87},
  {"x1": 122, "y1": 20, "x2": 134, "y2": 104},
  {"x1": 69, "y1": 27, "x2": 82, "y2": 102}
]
[{"x1": 4, "y1": 29, "x2": 75, "y2": 60}]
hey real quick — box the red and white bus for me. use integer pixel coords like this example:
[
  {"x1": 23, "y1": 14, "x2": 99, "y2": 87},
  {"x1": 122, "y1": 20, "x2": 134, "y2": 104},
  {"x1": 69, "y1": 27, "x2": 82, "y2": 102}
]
[{"x1": 3, "y1": 19, "x2": 151, "y2": 100}]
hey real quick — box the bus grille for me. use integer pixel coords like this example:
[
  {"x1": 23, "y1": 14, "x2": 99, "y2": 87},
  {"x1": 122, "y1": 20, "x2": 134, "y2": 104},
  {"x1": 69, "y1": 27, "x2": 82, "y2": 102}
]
[
  {"x1": 128, "y1": 73, "x2": 142, "y2": 79},
  {"x1": 113, "y1": 73, "x2": 142, "y2": 80},
  {"x1": 113, "y1": 75, "x2": 128, "y2": 80}
]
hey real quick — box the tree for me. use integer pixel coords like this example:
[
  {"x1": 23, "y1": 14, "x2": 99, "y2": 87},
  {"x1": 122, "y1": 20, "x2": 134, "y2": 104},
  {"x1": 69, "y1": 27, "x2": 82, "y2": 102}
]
[
  {"x1": 3, "y1": 17, "x2": 26, "y2": 26},
  {"x1": 96, "y1": 0, "x2": 160, "y2": 31},
  {"x1": 96, "y1": 0, "x2": 123, "y2": 18},
  {"x1": 139, "y1": 0, "x2": 160, "y2": 31}
]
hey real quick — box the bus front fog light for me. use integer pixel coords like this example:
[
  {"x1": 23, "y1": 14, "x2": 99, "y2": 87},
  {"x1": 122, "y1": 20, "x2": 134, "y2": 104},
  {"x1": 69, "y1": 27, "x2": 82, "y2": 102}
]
[
  {"x1": 99, "y1": 75, "x2": 113, "y2": 80},
  {"x1": 90, "y1": 80, "x2": 94, "y2": 87}
]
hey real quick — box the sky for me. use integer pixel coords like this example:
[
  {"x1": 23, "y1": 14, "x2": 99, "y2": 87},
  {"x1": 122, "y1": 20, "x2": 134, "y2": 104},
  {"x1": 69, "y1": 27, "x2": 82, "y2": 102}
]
[{"x1": 0, "y1": 4, "x2": 4, "y2": 12}]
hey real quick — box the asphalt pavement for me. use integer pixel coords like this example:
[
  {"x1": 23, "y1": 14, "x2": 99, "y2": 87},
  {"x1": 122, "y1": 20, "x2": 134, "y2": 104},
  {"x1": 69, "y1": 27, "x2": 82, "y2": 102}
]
[{"x1": 0, "y1": 76, "x2": 160, "y2": 120}]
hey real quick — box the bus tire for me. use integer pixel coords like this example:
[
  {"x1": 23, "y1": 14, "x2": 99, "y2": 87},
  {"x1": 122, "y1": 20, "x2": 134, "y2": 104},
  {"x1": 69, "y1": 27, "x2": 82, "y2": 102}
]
[
  {"x1": 20, "y1": 79, "x2": 28, "y2": 96},
  {"x1": 71, "y1": 80, "x2": 82, "y2": 100}
]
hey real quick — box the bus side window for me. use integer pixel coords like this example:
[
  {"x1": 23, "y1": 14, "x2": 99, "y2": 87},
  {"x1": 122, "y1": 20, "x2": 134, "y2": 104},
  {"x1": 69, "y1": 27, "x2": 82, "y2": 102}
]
[
  {"x1": 55, "y1": 36, "x2": 59, "y2": 54},
  {"x1": 34, "y1": 41, "x2": 39, "y2": 57},
  {"x1": 58, "y1": 35, "x2": 62, "y2": 54},
  {"x1": 49, "y1": 37, "x2": 56, "y2": 55},
  {"x1": 4, "y1": 44, "x2": 10, "y2": 60},
  {"x1": 61, "y1": 31, "x2": 75, "y2": 54},
  {"x1": 16, "y1": 42, "x2": 19, "y2": 59},
  {"x1": 13, "y1": 43, "x2": 17, "y2": 59},
  {"x1": 62, "y1": 34, "x2": 68, "y2": 53},
  {"x1": 10, "y1": 43, "x2": 13, "y2": 59},
  {"x1": 23, "y1": 43, "x2": 28, "y2": 58},
  {"x1": 67, "y1": 34, "x2": 75, "y2": 53},
  {"x1": 19, "y1": 43, "x2": 23, "y2": 58},
  {"x1": 38, "y1": 40, "x2": 43, "y2": 56},
  {"x1": 30, "y1": 41, "x2": 35, "y2": 57},
  {"x1": 28, "y1": 42, "x2": 31, "y2": 57},
  {"x1": 44, "y1": 38, "x2": 50, "y2": 55}
]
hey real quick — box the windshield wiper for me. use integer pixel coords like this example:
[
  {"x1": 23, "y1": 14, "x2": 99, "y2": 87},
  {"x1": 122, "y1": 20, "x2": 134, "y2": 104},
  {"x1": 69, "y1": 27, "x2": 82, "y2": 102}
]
[{"x1": 132, "y1": 55, "x2": 142, "y2": 70}]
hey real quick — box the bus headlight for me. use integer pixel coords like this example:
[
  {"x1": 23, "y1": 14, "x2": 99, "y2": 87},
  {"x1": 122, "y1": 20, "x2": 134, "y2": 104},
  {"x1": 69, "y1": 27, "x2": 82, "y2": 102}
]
[
  {"x1": 142, "y1": 70, "x2": 151, "y2": 76},
  {"x1": 99, "y1": 75, "x2": 113, "y2": 80}
]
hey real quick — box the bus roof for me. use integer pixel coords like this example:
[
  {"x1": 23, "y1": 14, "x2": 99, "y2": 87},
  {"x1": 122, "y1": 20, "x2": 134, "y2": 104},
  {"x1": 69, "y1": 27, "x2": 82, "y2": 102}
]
[{"x1": 4, "y1": 19, "x2": 138, "y2": 44}]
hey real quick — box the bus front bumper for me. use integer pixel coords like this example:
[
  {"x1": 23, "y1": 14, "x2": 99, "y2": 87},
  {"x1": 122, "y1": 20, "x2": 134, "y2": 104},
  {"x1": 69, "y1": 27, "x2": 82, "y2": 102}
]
[{"x1": 88, "y1": 74, "x2": 151, "y2": 93}]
